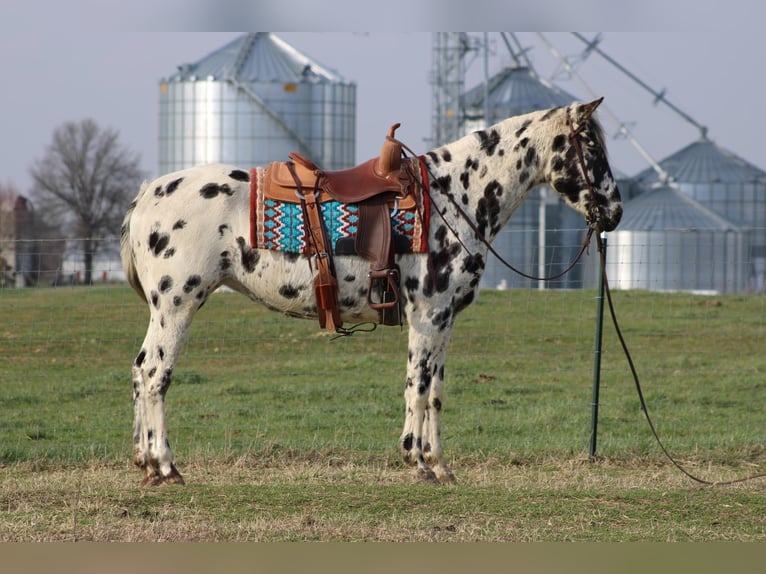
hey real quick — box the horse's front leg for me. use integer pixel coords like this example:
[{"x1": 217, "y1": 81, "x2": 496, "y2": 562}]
[{"x1": 400, "y1": 317, "x2": 456, "y2": 484}]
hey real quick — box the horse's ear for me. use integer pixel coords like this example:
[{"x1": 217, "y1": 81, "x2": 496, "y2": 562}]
[{"x1": 574, "y1": 97, "x2": 604, "y2": 122}]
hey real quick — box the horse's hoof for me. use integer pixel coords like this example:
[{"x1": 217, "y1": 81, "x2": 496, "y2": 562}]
[
  {"x1": 138, "y1": 464, "x2": 185, "y2": 486},
  {"x1": 414, "y1": 466, "x2": 441, "y2": 485}
]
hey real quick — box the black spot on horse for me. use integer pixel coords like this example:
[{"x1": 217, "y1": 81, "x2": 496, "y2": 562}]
[
  {"x1": 524, "y1": 146, "x2": 538, "y2": 168},
  {"x1": 513, "y1": 137, "x2": 529, "y2": 152},
  {"x1": 434, "y1": 175, "x2": 452, "y2": 194},
  {"x1": 278, "y1": 284, "x2": 300, "y2": 299},
  {"x1": 135, "y1": 349, "x2": 147, "y2": 367},
  {"x1": 158, "y1": 346, "x2": 165, "y2": 360},
  {"x1": 228, "y1": 170, "x2": 249, "y2": 182},
  {"x1": 514, "y1": 120, "x2": 532, "y2": 138},
  {"x1": 150, "y1": 291, "x2": 159, "y2": 309},
  {"x1": 163, "y1": 247, "x2": 176, "y2": 259},
  {"x1": 340, "y1": 296, "x2": 358, "y2": 308},
  {"x1": 402, "y1": 433, "x2": 414, "y2": 451},
  {"x1": 476, "y1": 180, "x2": 502, "y2": 237},
  {"x1": 199, "y1": 183, "x2": 235, "y2": 199},
  {"x1": 236, "y1": 236, "x2": 260, "y2": 273},
  {"x1": 165, "y1": 178, "x2": 183, "y2": 196},
  {"x1": 540, "y1": 107, "x2": 559, "y2": 121},
  {"x1": 158, "y1": 276, "x2": 173, "y2": 293},
  {"x1": 431, "y1": 307, "x2": 453, "y2": 331},
  {"x1": 218, "y1": 224, "x2": 230, "y2": 237},
  {"x1": 343, "y1": 274, "x2": 356, "y2": 282},
  {"x1": 553, "y1": 177, "x2": 582, "y2": 204},
  {"x1": 183, "y1": 275, "x2": 202, "y2": 293},
  {"x1": 460, "y1": 171, "x2": 470, "y2": 190},
  {"x1": 148, "y1": 231, "x2": 170, "y2": 257},
  {"x1": 158, "y1": 369, "x2": 173, "y2": 397},
  {"x1": 454, "y1": 290, "x2": 475, "y2": 314},
  {"x1": 220, "y1": 251, "x2": 232, "y2": 271},
  {"x1": 404, "y1": 276, "x2": 419, "y2": 293},
  {"x1": 173, "y1": 296, "x2": 182, "y2": 307},
  {"x1": 173, "y1": 220, "x2": 187, "y2": 230},
  {"x1": 424, "y1": 242, "x2": 461, "y2": 296},
  {"x1": 461, "y1": 253, "x2": 484, "y2": 275},
  {"x1": 432, "y1": 397, "x2": 442, "y2": 411},
  {"x1": 476, "y1": 129, "x2": 501, "y2": 156},
  {"x1": 426, "y1": 151, "x2": 440, "y2": 165},
  {"x1": 154, "y1": 178, "x2": 183, "y2": 198},
  {"x1": 441, "y1": 149, "x2": 452, "y2": 162},
  {"x1": 552, "y1": 134, "x2": 567, "y2": 152}
]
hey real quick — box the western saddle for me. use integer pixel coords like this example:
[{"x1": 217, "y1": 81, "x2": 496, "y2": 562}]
[{"x1": 262, "y1": 123, "x2": 421, "y2": 333}]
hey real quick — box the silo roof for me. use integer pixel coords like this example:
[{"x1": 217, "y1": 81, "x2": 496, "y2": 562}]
[
  {"x1": 462, "y1": 67, "x2": 578, "y2": 118},
  {"x1": 166, "y1": 33, "x2": 348, "y2": 84},
  {"x1": 618, "y1": 185, "x2": 741, "y2": 231},
  {"x1": 632, "y1": 138, "x2": 766, "y2": 184}
]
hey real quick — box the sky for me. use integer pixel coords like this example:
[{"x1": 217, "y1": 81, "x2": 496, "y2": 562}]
[{"x1": 2, "y1": 2, "x2": 765, "y2": 196}]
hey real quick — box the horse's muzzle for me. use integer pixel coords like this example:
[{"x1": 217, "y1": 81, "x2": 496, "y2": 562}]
[{"x1": 587, "y1": 203, "x2": 622, "y2": 233}]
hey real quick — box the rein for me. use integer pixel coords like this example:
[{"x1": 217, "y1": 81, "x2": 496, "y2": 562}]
[
  {"x1": 393, "y1": 136, "x2": 594, "y2": 283},
  {"x1": 397, "y1": 107, "x2": 765, "y2": 486}
]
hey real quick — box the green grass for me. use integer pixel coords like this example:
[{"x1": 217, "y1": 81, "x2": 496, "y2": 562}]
[
  {"x1": 1, "y1": 284, "x2": 765, "y2": 540},
  {"x1": 1, "y1": 284, "x2": 763, "y2": 465}
]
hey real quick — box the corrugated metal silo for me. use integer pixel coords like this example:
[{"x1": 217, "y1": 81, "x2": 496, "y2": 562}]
[
  {"x1": 631, "y1": 138, "x2": 766, "y2": 290},
  {"x1": 461, "y1": 67, "x2": 583, "y2": 289},
  {"x1": 601, "y1": 186, "x2": 751, "y2": 294},
  {"x1": 159, "y1": 33, "x2": 356, "y2": 175}
]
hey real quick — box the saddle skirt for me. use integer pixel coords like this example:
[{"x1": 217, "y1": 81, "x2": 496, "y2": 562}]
[{"x1": 249, "y1": 163, "x2": 430, "y2": 256}]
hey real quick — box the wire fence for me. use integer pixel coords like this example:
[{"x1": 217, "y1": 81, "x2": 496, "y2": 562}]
[{"x1": 1, "y1": 233, "x2": 764, "y2": 465}]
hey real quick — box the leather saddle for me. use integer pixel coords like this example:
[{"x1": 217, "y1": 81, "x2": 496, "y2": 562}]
[{"x1": 262, "y1": 123, "x2": 420, "y2": 333}]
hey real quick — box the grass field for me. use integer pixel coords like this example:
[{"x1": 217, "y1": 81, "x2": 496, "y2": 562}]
[{"x1": 1, "y1": 284, "x2": 765, "y2": 541}]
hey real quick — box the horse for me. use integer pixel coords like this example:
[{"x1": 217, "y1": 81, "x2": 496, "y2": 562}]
[{"x1": 120, "y1": 98, "x2": 622, "y2": 486}]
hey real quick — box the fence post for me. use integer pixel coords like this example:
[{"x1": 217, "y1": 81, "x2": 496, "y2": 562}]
[{"x1": 589, "y1": 234, "x2": 607, "y2": 461}]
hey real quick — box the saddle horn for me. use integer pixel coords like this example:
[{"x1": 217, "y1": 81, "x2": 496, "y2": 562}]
[{"x1": 376, "y1": 123, "x2": 402, "y2": 175}]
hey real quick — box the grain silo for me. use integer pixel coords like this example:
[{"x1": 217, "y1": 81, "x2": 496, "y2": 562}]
[
  {"x1": 460, "y1": 67, "x2": 583, "y2": 289},
  {"x1": 159, "y1": 33, "x2": 356, "y2": 175},
  {"x1": 601, "y1": 185, "x2": 751, "y2": 294},
  {"x1": 631, "y1": 138, "x2": 766, "y2": 291}
]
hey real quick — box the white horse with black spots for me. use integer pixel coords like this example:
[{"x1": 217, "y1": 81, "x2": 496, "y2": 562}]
[{"x1": 121, "y1": 99, "x2": 622, "y2": 485}]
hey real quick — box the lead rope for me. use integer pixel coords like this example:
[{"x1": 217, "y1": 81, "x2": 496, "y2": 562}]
[
  {"x1": 595, "y1": 234, "x2": 766, "y2": 486},
  {"x1": 567, "y1": 108, "x2": 765, "y2": 486}
]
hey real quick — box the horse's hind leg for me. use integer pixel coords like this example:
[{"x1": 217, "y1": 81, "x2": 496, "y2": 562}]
[{"x1": 132, "y1": 307, "x2": 195, "y2": 486}]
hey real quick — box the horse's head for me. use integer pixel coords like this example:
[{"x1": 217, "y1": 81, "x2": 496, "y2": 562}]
[{"x1": 548, "y1": 98, "x2": 622, "y2": 233}]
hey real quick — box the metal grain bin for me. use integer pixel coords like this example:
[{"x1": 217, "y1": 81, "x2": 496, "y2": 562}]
[
  {"x1": 632, "y1": 138, "x2": 766, "y2": 290},
  {"x1": 159, "y1": 33, "x2": 356, "y2": 175},
  {"x1": 599, "y1": 185, "x2": 751, "y2": 294}
]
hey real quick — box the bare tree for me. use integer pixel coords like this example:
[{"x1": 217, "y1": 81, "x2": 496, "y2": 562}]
[{"x1": 30, "y1": 119, "x2": 145, "y2": 284}]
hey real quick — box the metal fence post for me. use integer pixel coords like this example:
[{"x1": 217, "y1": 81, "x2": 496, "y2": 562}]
[{"x1": 589, "y1": 234, "x2": 607, "y2": 461}]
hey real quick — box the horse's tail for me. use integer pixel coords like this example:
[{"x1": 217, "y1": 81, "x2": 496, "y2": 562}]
[{"x1": 120, "y1": 182, "x2": 148, "y2": 303}]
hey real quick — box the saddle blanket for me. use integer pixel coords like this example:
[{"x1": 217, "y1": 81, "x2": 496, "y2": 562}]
[{"x1": 249, "y1": 165, "x2": 430, "y2": 255}]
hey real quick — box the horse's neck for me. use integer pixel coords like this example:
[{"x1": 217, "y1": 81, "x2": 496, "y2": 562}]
[{"x1": 429, "y1": 112, "x2": 557, "y2": 243}]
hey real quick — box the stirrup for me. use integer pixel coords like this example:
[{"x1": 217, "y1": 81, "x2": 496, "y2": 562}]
[{"x1": 367, "y1": 267, "x2": 400, "y2": 311}]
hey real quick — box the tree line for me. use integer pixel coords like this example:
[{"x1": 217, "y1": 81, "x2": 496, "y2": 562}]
[{"x1": 2, "y1": 119, "x2": 145, "y2": 285}]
